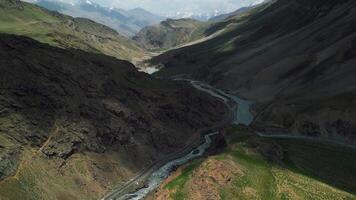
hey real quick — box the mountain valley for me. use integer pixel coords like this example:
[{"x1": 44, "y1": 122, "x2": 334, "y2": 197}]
[
  {"x1": 152, "y1": 0, "x2": 356, "y2": 145},
  {"x1": 0, "y1": 33, "x2": 227, "y2": 199},
  {"x1": 0, "y1": 0, "x2": 356, "y2": 199}
]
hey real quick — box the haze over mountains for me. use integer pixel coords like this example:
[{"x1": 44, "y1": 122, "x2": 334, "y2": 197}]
[
  {"x1": 34, "y1": 0, "x2": 165, "y2": 37},
  {"x1": 29, "y1": 0, "x2": 262, "y2": 21}
]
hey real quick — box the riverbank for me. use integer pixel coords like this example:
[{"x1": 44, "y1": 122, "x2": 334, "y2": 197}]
[
  {"x1": 105, "y1": 78, "x2": 356, "y2": 200},
  {"x1": 101, "y1": 81, "x2": 234, "y2": 200},
  {"x1": 120, "y1": 80, "x2": 254, "y2": 200},
  {"x1": 148, "y1": 125, "x2": 356, "y2": 200},
  {"x1": 145, "y1": 80, "x2": 356, "y2": 200},
  {"x1": 117, "y1": 132, "x2": 220, "y2": 200}
]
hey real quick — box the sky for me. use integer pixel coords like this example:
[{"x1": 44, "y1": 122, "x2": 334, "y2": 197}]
[{"x1": 46, "y1": 0, "x2": 263, "y2": 18}]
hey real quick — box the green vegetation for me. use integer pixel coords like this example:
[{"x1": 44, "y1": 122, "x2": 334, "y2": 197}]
[
  {"x1": 165, "y1": 160, "x2": 201, "y2": 190},
  {"x1": 158, "y1": 125, "x2": 356, "y2": 200},
  {"x1": 225, "y1": 147, "x2": 276, "y2": 199},
  {"x1": 0, "y1": 149, "x2": 134, "y2": 200},
  {"x1": 0, "y1": 0, "x2": 146, "y2": 61},
  {"x1": 276, "y1": 138, "x2": 356, "y2": 194},
  {"x1": 134, "y1": 18, "x2": 212, "y2": 51},
  {"x1": 164, "y1": 160, "x2": 202, "y2": 200}
]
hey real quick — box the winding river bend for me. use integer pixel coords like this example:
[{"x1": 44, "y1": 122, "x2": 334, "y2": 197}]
[
  {"x1": 116, "y1": 132, "x2": 218, "y2": 200},
  {"x1": 109, "y1": 81, "x2": 253, "y2": 200},
  {"x1": 190, "y1": 81, "x2": 253, "y2": 126}
]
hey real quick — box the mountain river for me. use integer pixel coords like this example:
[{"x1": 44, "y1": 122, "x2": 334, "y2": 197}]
[{"x1": 112, "y1": 81, "x2": 253, "y2": 200}]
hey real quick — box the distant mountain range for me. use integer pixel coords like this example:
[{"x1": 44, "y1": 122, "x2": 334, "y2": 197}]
[
  {"x1": 209, "y1": 6, "x2": 255, "y2": 21},
  {"x1": 132, "y1": 6, "x2": 257, "y2": 51},
  {"x1": 165, "y1": 12, "x2": 213, "y2": 21},
  {"x1": 0, "y1": 0, "x2": 146, "y2": 61},
  {"x1": 35, "y1": 0, "x2": 165, "y2": 37}
]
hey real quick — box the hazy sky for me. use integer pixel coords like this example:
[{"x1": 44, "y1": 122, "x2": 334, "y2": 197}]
[
  {"x1": 46, "y1": 0, "x2": 263, "y2": 17},
  {"x1": 108, "y1": 0, "x2": 261, "y2": 16}
]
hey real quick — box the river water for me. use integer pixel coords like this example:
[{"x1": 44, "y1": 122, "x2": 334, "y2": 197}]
[
  {"x1": 190, "y1": 81, "x2": 253, "y2": 126},
  {"x1": 114, "y1": 81, "x2": 253, "y2": 200},
  {"x1": 116, "y1": 132, "x2": 218, "y2": 200}
]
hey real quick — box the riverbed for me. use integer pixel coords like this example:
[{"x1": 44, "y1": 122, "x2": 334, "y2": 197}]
[
  {"x1": 111, "y1": 81, "x2": 253, "y2": 200},
  {"x1": 116, "y1": 132, "x2": 218, "y2": 200}
]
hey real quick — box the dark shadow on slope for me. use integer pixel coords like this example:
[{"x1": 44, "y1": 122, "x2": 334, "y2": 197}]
[{"x1": 227, "y1": 125, "x2": 356, "y2": 194}]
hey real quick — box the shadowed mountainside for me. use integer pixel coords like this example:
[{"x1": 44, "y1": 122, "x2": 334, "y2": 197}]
[
  {"x1": 152, "y1": 0, "x2": 356, "y2": 144},
  {"x1": 0, "y1": 34, "x2": 227, "y2": 200}
]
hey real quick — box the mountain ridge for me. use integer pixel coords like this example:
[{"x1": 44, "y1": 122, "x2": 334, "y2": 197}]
[
  {"x1": 152, "y1": 0, "x2": 356, "y2": 145},
  {"x1": 133, "y1": 18, "x2": 210, "y2": 50},
  {"x1": 0, "y1": 33, "x2": 228, "y2": 199},
  {"x1": 0, "y1": 0, "x2": 147, "y2": 61},
  {"x1": 36, "y1": 0, "x2": 165, "y2": 37}
]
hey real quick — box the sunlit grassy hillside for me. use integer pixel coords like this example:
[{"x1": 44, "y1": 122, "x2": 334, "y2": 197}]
[
  {"x1": 150, "y1": 126, "x2": 356, "y2": 200},
  {"x1": 0, "y1": 0, "x2": 146, "y2": 61}
]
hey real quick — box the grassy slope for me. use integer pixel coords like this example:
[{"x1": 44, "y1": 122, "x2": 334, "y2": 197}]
[
  {"x1": 0, "y1": 149, "x2": 135, "y2": 200},
  {"x1": 163, "y1": 19, "x2": 211, "y2": 43},
  {"x1": 0, "y1": 114, "x2": 136, "y2": 200},
  {"x1": 151, "y1": 4, "x2": 268, "y2": 75},
  {"x1": 0, "y1": 1, "x2": 146, "y2": 61},
  {"x1": 134, "y1": 18, "x2": 212, "y2": 51},
  {"x1": 152, "y1": 126, "x2": 356, "y2": 200}
]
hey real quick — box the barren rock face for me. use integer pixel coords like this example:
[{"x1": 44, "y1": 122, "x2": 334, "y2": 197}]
[{"x1": 0, "y1": 33, "x2": 227, "y2": 193}]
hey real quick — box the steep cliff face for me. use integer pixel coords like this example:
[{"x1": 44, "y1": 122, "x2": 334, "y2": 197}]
[
  {"x1": 0, "y1": 34, "x2": 227, "y2": 199},
  {"x1": 153, "y1": 0, "x2": 356, "y2": 144}
]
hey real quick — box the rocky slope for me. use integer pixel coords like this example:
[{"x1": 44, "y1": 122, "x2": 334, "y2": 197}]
[
  {"x1": 152, "y1": 0, "x2": 356, "y2": 144},
  {"x1": 0, "y1": 0, "x2": 146, "y2": 61},
  {"x1": 0, "y1": 34, "x2": 227, "y2": 200},
  {"x1": 133, "y1": 18, "x2": 209, "y2": 50}
]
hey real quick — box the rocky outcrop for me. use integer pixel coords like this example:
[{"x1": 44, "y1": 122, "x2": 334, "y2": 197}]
[
  {"x1": 0, "y1": 146, "x2": 21, "y2": 180},
  {"x1": 0, "y1": 34, "x2": 227, "y2": 199},
  {"x1": 0, "y1": 0, "x2": 23, "y2": 9}
]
